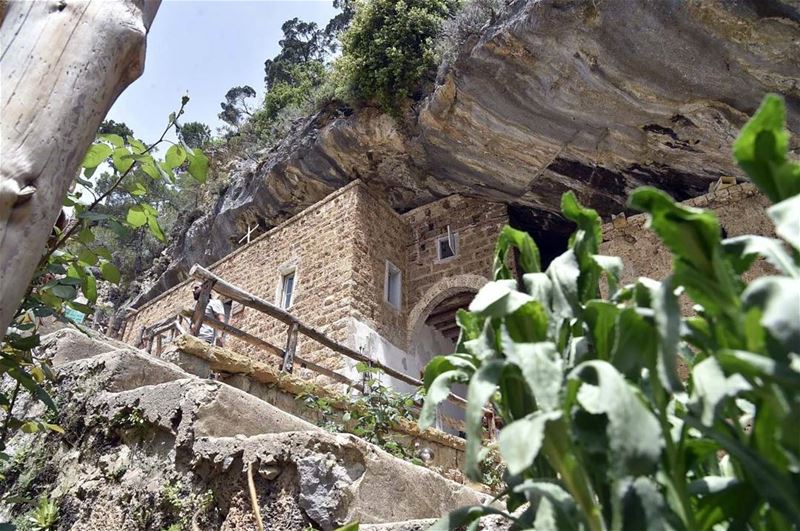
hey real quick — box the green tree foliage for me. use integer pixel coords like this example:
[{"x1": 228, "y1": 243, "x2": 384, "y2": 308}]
[
  {"x1": 218, "y1": 85, "x2": 256, "y2": 132},
  {"x1": 178, "y1": 121, "x2": 211, "y2": 150},
  {"x1": 338, "y1": 0, "x2": 457, "y2": 112},
  {"x1": 264, "y1": 18, "x2": 329, "y2": 92},
  {"x1": 1, "y1": 98, "x2": 209, "y2": 474},
  {"x1": 421, "y1": 94, "x2": 800, "y2": 530},
  {"x1": 97, "y1": 119, "x2": 134, "y2": 140},
  {"x1": 262, "y1": 61, "x2": 327, "y2": 122}
]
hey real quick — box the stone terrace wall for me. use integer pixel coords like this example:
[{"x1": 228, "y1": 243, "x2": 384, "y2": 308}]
[
  {"x1": 600, "y1": 182, "x2": 774, "y2": 286},
  {"x1": 404, "y1": 196, "x2": 508, "y2": 323},
  {"x1": 123, "y1": 181, "x2": 368, "y2": 374}
]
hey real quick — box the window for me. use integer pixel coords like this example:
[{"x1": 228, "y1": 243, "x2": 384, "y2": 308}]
[
  {"x1": 384, "y1": 261, "x2": 401, "y2": 309},
  {"x1": 436, "y1": 232, "x2": 459, "y2": 261},
  {"x1": 280, "y1": 271, "x2": 295, "y2": 309}
]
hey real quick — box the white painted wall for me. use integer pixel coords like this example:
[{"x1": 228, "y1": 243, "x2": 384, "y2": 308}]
[{"x1": 343, "y1": 317, "x2": 466, "y2": 434}]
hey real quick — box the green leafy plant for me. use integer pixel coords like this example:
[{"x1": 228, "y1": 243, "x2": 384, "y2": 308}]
[
  {"x1": 160, "y1": 479, "x2": 213, "y2": 531},
  {"x1": 1, "y1": 97, "x2": 209, "y2": 468},
  {"x1": 27, "y1": 495, "x2": 58, "y2": 531},
  {"x1": 420, "y1": 94, "x2": 800, "y2": 530},
  {"x1": 338, "y1": 0, "x2": 457, "y2": 112},
  {"x1": 298, "y1": 363, "x2": 420, "y2": 461}
]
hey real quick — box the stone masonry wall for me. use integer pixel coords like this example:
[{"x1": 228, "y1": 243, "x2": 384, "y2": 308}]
[
  {"x1": 124, "y1": 183, "x2": 511, "y2": 387},
  {"x1": 600, "y1": 182, "x2": 775, "y2": 286},
  {"x1": 123, "y1": 181, "x2": 366, "y2": 374},
  {"x1": 404, "y1": 196, "x2": 509, "y2": 327},
  {"x1": 348, "y1": 185, "x2": 412, "y2": 349}
]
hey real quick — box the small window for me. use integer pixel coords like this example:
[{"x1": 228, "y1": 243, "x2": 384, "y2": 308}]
[
  {"x1": 384, "y1": 261, "x2": 402, "y2": 309},
  {"x1": 280, "y1": 271, "x2": 295, "y2": 309},
  {"x1": 436, "y1": 232, "x2": 459, "y2": 261}
]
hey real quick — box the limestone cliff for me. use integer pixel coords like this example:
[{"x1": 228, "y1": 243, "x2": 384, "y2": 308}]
[{"x1": 134, "y1": 0, "x2": 800, "y2": 307}]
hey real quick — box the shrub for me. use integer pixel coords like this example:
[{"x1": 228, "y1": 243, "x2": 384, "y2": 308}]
[
  {"x1": 420, "y1": 94, "x2": 800, "y2": 530},
  {"x1": 338, "y1": 0, "x2": 457, "y2": 113},
  {"x1": 436, "y1": 0, "x2": 509, "y2": 67}
]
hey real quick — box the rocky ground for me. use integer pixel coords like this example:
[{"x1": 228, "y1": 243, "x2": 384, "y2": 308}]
[{"x1": 0, "y1": 328, "x2": 500, "y2": 530}]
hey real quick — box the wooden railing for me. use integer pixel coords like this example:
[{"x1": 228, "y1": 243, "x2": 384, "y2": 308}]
[
  {"x1": 141, "y1": 264, "x2": 476, "y2": 413},
  {"x1": 136, "y1": 313, "x2": 185, "y2": 356}
]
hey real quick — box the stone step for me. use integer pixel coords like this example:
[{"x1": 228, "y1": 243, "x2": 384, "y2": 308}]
[{"x1": 4, "y1": 327, "x2": 493, "y2": 530}]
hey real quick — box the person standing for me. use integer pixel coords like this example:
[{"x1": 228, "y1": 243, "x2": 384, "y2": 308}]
[{"x1": 192, "y1": 283, "x2": 226, "y2": 346}]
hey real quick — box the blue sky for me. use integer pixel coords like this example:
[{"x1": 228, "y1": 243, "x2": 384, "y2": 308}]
[{"x1": 108, "y1": 1, "x2": 339, "y2": 142}]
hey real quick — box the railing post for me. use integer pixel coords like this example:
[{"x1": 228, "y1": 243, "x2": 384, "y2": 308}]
[
  {"x1": 282, "y1": 322, "x2": 299, "y2": 373},
  {"x1": 190, "y1": 279, "x2": 215, "y2": 337}
]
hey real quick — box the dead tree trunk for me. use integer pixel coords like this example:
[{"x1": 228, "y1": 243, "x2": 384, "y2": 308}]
[{"x1": 0, "y1": 0, "x2": 160, "y2": 335}]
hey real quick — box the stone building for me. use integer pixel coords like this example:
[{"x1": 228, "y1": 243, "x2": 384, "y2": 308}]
[
  {"x1": 122, "y1": 179, "x2": 772, "y2": 432},
  {"x1": 123, "y1": 181, "x2": 508, "y2": 410}
]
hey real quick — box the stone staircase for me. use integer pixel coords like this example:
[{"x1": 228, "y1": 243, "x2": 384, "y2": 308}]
[{"x1": 1, "y1": 327, "x2": 493, "y2": 530}]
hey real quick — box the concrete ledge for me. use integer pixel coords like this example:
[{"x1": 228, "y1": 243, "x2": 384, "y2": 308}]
[{"x1": 169, "y1": 334, "x2": 467, "y2": 454}]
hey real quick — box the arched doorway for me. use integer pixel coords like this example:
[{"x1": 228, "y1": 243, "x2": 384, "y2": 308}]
[
  {"x1": 406, "y1": 274, "x2": 487, "y2": 361},
  {"x1": 406, "y1": 274, "x2": 487, "y2": 434}
]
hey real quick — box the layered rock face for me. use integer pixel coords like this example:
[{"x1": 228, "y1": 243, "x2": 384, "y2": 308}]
[
  {"x1": 138, "y1": 0, "x2": 800, "y2": 307},
  {"x1": 0, "y1": 328, "x2": 492, "y2": 530}
]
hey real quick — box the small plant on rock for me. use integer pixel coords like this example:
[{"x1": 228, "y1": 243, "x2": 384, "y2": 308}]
[{"x1": 27, "y1": 495, "x2": 58, "y2": 531}]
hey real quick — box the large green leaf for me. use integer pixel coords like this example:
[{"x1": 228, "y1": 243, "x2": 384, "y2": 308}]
[
  {"x1": 418, "y1": 369, "x2": 464, "y2": 430},
  {"x1": 561, "y1": 192, "x2": 602, "y2": 301},
  {"x1": 611, "y1": 307, "x2": 657, "y2": 377},
  {"x1": 570, "y1": 361, "x2": 663, "y2": 477},
  {"x1": 165, "y1": 144, "x2": 187, "y2": 170},
  {"x1": 562, "y1": 191, "x2": 601, "y2": 255},
  {"x1": 504, "y1": 300, "x2": 548, "y2": 343},
  {"x1": 742, "y1": 277, "x2": 800, "y2": 357},
  {"x1": 187, "y1": 148, "x2": 209, "y2": 183},
  {"x1": 49, "y1": 284, "x2": 76, "y2": 300},
  {"x1": 690, "y1": 357, "x2": 751, "y2": 426},
  {"x1": 147, "y1": 215, "x2": 166, "y2": 242},
  {"x1": 99, "y1": 133, "x2": 124, "y2": 147},
  {"x1": 722, "y1": 234, "x2": 798, "y2": 277},
  {"x1": 126, "y1": 205, "x2": 147, "y2": 227},
  {"x1": 499, "y1": 411, "x2": 562, "y2": 474},
  {"x1": 82, "y1": 272, "x2": 97, "y2": 303},
  {"x1": 733, "y1": 94, "x2": 800, "y2": 203},
  {"x1": 768, "y1": 195, "x2": 800, "y2": 252},
  {"x1": 584, "y1": 300, "x2": 619, "y2": 361},
  {"x1": 493, "y1": 225, "x2": 541, "y2": 279},
  {"x1": 651, "y1": 277, "x2": 683, "y2": 392},
  {"x1": 502, "y1": 339, "x2": 562, "y2": 411},
  {"x1": 111, "y1": 147, "x2": 135, "y2": 173},
  {"x1": 629, "y1": 188, "x2": 740, "y2": 318},
  {"x1": 100, "y1": 261, "x2": 121, "y2": 285},
  {"x1": 546, "y1": 249, "x2": 580, "y2": 322},
  {"x1": 81, "y1": 143, "x2": 112, "y2": 168},
  {"x1": 468, "y1": 280, "x2": 533, "y2": 318},
  {"x1": 464, "y1": 360, "x2": 505, "y2": 480}
]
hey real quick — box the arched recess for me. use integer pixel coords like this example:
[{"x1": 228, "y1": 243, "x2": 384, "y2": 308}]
[
  {"x1": 406, "y1": 274, "x2": 487, "y2": 352},
  {"x1": 406, "y1": 274, "x2": 487, "y2": 435}
]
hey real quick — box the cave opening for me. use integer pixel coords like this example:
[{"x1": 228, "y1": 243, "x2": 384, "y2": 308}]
[{"x1": 508, "y1": 204, "x2": 575, "y2": 270}]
